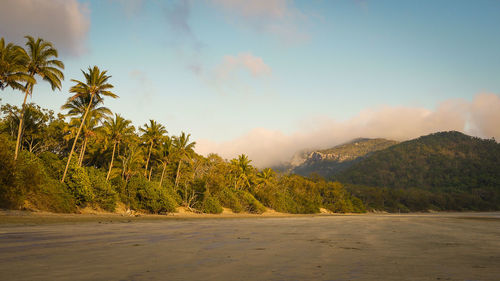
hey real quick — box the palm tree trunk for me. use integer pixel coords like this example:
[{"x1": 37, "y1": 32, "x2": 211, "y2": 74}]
[
  {"x1": 106, "y1": 142, "x2": 117, "y2": 181},
  {"x1": 61, "y1": 93, "x2": 95, "y2": 182},
  {"x1": 175, "y1": 158, "x2": 182, "y2": 187},
  {"x1": 144, "y1": 141, "x2": 153, "y2": 177},
  {"x1": 159, "y1": 162, "x2": 167, "y2": 188},
  {"x1": 14, "y1": 85, "x2": 31, "y2": 160},
  {"x1": 77, "y1": 140, "x2": 85, "y2": 163},
  {"x1": 78, "y1": 137, "x2": 88, "y2": 167}
]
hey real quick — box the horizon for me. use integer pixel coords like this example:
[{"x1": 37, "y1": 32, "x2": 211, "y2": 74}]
[{"x1": 1, "y1": 0, "x2": 500, "y2": 167}]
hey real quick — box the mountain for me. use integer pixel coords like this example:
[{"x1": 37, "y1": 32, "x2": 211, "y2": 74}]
[
  {"x1": 281, "y1": 138, "x2": 399, "y2": 178},
  {"x1": 336, "y1": 131, "x2": 500, "y2": 191}
]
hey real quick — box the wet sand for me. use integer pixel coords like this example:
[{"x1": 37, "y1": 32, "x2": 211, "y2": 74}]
[{"x1": 1, "y1": 212, "x2": 499, "y2": 281}]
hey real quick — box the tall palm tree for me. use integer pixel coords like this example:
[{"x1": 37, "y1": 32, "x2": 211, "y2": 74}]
[
  {"x1": 62, "y1": 94, "x2": 111, "y2": 167},
  {"x1": 158, "y1": 136, "x2": 174, "y2": 188},
  {"x1": 103, "y1": 114, "x2": 134, "y2": 180},
  {"x1": 139, "y1": 120, "x2": 167, "y2": 179},
  {"x1": 61, "y1": 66, "x2": 117, "y2": 182},
  {"x1": 0, "y1": 37, "x2": 34, "y2": 91},
  {"x1": 14, "y1": 36, "x2": 64, "y2": 160},
  {"x1": 173, "y1": 132, "x2": 196, "y2": 187}
]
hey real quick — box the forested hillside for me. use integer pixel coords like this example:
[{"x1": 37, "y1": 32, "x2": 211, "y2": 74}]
[{"x1": 337, "y1": 131, "x2": 500, "y2": 211}]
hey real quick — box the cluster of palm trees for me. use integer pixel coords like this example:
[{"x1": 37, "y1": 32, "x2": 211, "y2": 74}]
[
  {"x1": 0, "y1": 36, "x2": 64, "y2": 161},
  {"x1": 1, "y1": 36, "x2": 199, "y2": 186}
]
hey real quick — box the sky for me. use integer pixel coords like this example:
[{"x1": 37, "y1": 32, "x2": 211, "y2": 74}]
[{"x1": 1, "y1": 0, "x2": 500, "y2": 167}]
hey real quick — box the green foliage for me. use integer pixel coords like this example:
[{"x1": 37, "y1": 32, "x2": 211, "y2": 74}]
[
  {"x1": 0, "y1": 134, "x2": 74, "y2": 212},
  {"x1": 128, "y1": 176, "x2": 178, "y2": 213},
  {"x1": 215, "y1": 187, "x2": 244, "y2": 213},
  {"x1": 236, "y1": 190, "x2": 266, "y2": 214},
  {"x1": 202, "y1": 193, "x2": 223, "y2": 214},
  {"x1": 63, "y1": 158, "x2": 94, "y2": 207},
  {"x1": 87, "y1": 167, "x2": 117, "y2": 212}
]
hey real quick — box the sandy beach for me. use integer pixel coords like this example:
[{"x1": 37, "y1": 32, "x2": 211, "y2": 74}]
[{"x1": 0, "y1": 212, "x2": 499, "y2": 281}]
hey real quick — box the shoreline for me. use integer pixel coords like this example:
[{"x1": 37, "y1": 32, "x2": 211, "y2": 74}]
[{"x1": 1, "y1": 208, "x2": 499, "y2": 226}]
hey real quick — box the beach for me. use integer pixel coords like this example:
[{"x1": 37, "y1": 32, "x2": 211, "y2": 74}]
[{"x1": 0, "y1": 212, "x2": 499, "y2": 281}]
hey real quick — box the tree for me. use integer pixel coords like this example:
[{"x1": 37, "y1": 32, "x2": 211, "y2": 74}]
[
  {"x1": 62, "y1": 94, "x2": 111, "y2": 166},
  {"x1": 14, "y1": 36, "x2": 64, "y2": 160},
  {"x1": 158, "y1": 136, "x2": 174, "y2": 188},
  {"x1": 231, "y1": 154, "x2": 253, "y2": 190},
  {"x1": 119, "y1": 143, "x2": 144, "y2": 208},
  {"x1": 256, "y1": 168, "x2": 276, "y2": 190},
  {"x1": 61, "y1": 66, "x2": 117, "y2": 182},
  {"x1": 0, "y1": 38, "x2": 34, "y2": 91},
  {"x1": 139, "y1": 120, "x2": 166, "y2": 179},
  {"x1": 103, "y1": 114, "x2": 134, "y2": 180},
  {"x1": 173, "y1": 132, "x2": 196, "y2": 187}
]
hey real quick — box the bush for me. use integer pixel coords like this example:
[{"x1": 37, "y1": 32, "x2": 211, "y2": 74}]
[
  {"x1": 63, "y1": 158, "x2": 94, "y2": 207},
  {"x1": 87, "y1": 167, "x2": 117, "y2": 212},
  {"x1": 215, "y1": 187, "x2": 243, "y2": 213},
  {"x1": 0, "y1": 135, "x2": 75, "y2": 212},
  {"x1": 202, "y1": 193, "x2": 223, "y2": 214},
  {"x1": 236, "y1": 190, "x2": 266, "y2": 214},
  {"x1": 128, "y1": 176, "x2": 178, "y2": 213}
]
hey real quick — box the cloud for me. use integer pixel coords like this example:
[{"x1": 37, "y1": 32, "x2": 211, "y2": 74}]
[
  {"x1": 215, "y1": 53, "x2": 272, "y2": 79},
  {"x1": 0, "y1": 0, "x2": 90, "y2": 56},
  {"x1": 210, "y1": 0, "x2": 308, "y2": 43},
  {"x1": 195, "y1": 93, "x2": 500, "y2": 168}
]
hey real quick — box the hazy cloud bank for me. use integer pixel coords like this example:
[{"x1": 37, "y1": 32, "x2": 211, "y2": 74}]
[
  {"x1": 196, "y1": 93, "x2": 500, "y2": 167},
  {"x1": 0, "y1": 0, "x2": 90, "y2": 56}
]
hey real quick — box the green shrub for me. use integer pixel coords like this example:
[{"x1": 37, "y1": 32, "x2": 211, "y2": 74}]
[
  {"x1": 202, "y1": 193, "x2": 223, "y2": 214},
  {"x1": 128, "y1": 176, "x2": 178, "y2": 213},
  {"x1": 87, "y1": 167, "x2": 117, "y2": 212},
  {"x1": 215, "y1": 187, "x2": 243, "y2": 213},
  {"x1": 63, "y1": 158, "x2": 94, "y2": 207},
  {"x1": 237, "y1": 190, "x2": 266, "y2": 214}
]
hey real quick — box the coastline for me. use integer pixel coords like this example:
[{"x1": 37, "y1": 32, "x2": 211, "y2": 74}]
[{"x1": 1, "y1": 208, "x2": 499, "y2": 226}]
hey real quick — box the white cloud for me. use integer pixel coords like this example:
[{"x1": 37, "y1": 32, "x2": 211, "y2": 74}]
[
  {"x1": 195, "y1": 93, "x2": 500, "y2": 168},
  {"x1": 0, "y1": 0, "x2": 90, "y2": 56}
]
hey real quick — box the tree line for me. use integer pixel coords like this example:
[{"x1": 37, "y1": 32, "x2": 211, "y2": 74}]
[{"x1": 0, "y1": 36, "x2": 364, "y2": 214}]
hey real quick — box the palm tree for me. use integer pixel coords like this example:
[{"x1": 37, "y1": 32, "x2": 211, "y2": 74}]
[
  {"x1": 62, "y1": 94, "x2": 112, "y2": 167},
  {"x1": 256, "y1": 168, "x2": 276, "y2": 189},
  {"x1": 139, "y1": 120, "x2": 167, "y2": 179},
  {"x1": 61, "y1": 66, "x2": 117, "y2": 182},
  {"x1": 173, "y1": 132, "x2": 196, "y2": 187},
  {"x1": 103, "y1": 114, "x2": 134, "y2": 180},
  {"x1": 158, "y1": 136, "x2": 174, "y2": 188},
  {"x1": 231, "y1": 154, "x2": 253, "y2": 190},
  {"x1": 0, "y1": 37, "x2": 34, "y2": 91},
  {"x1": 61, "y1": 92, "x2": 111, "y2": 166},
  {"x1": 14, "y1": 36, "x2": 64, "y2": 160}
]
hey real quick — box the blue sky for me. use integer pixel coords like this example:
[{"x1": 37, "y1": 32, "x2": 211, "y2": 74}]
[{"x1": 1, "y1": 0, "x2": 500, "y2": 166}]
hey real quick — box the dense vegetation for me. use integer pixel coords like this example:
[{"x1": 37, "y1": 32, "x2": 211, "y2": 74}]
[
  {"x1": 337, "y1": 132, "x2": 500, "y2": 211},
  {"x1": 0, "y1": 36, "x2": 364, "y2": 215}
]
